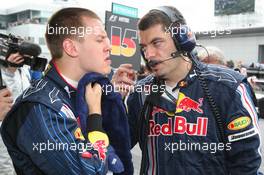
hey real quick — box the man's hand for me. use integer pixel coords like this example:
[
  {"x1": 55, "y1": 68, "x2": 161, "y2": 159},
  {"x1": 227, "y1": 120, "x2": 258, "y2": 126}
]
[
  {"x1": 85, "y1": 83, "x2": 102, "y2": 115},
  {"x1": 6, "y1": 53, "x2": 24, "y2": 73},
  {"x1": 111, "y1": 64, "x2": 136, "y2": 98},
  {"x1": 247, "y1": 76, "x2": 258, "y2": 89},
  {"x1": 0, "y1": 88, "x2": 13, "y2": 121}
]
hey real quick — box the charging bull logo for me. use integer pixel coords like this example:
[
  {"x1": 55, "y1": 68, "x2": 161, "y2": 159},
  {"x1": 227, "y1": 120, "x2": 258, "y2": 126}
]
[
  {"x1": 149, "y1": 116, "x2": 208, "y2": 136},
  {"x1": 152, "y1": 106, "x2": 175, "y2": 117},
  {"x1": 176, "y1": 93, "x2": 203, "y2": 114},
  {"x1": 93, "y1": 140, "x2": 107, "y2": 161}
]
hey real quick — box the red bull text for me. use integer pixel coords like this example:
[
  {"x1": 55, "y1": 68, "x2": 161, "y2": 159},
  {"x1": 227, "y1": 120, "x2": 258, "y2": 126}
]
[{"x1": 149, "y1": 116, "x2": 208, "y2": 136}]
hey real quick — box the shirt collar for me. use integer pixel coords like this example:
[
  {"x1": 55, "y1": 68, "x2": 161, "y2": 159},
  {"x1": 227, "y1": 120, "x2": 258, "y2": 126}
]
[
  {"x1": 171, "y1": 61, "x2": 206, "y2": 90},
  {"x1": 44, "y1": 61, "x2": 77, "y2": 98},
  {"x1": 61, "y1": 74, "x2": 78, "y2": 89}
]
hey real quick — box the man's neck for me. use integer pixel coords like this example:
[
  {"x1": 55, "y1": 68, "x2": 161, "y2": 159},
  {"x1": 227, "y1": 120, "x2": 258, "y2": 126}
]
[
  {"x1": 165, "y1": 59, "x2": 192, "y2": 87},
  {"x1": 53, "y1": 59, "x2": 84, "y2": 82},
  {"x1": 61, "y1": 74, "x2": 78, "y2": 88}
]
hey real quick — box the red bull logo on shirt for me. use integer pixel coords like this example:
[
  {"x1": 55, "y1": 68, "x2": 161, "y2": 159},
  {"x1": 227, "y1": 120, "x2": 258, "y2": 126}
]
[
  {"x1": 149, "y1": 116, "x2": 208, "y2": 136},
  {"x1": 176, "y1": 93, "x2": 203, "y2": 114},
  {"x1": 93, "y1": 140, "x2": 107, "y2": 161},
  {"x1": 152, "y1": 106, "x2": 175, "y2": 117}
]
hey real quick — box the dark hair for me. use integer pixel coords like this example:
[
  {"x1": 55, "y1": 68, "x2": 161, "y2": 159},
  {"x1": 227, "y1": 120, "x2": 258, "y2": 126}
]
[
  {"x1": 45, "y1": 7, "x2": 100, "y2": 59},
  {"x1": 138, "y1": 6, "x2": 185, "y2": 31},
  {"x1": 138, "y1": 10, "x2": 171, "y2": 31}
]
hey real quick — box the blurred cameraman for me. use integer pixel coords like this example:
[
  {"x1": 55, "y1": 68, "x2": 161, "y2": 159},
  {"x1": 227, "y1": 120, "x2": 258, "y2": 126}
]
[
  {"x1": 0, "y1": 52, "x2": 31, "y2": 175},
  {"x1": 1, "y1": 52, "x2": 31, "y2": 100},
  {"x1": 0, "y1": 88, "x2": 14, "y2": 175}
]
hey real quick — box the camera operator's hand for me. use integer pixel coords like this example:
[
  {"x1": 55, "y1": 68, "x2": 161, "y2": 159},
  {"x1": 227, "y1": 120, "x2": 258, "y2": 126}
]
[
  {"x1": 0, "y1": 88, "x2": 13, "y2": 121},
  {"x1": 247, "y1": 76, "x2": 258, "y2": 90},
  {"x1": 85, "y1": 83, "x2": 102, "y2": 115},
  {"x1": 6, "y1": 53, "x2": 24, "y2": 73}
]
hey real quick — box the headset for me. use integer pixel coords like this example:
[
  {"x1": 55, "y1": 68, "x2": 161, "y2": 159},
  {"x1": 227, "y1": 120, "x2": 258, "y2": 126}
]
[{"x1": 155, "y1": 6, "x2": 196, "y2": 53}]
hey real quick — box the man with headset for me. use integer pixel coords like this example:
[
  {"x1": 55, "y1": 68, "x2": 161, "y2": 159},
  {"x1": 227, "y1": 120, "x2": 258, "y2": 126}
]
[{"x1": 113, "y1": 6, "x2": 262, "y2": 175}]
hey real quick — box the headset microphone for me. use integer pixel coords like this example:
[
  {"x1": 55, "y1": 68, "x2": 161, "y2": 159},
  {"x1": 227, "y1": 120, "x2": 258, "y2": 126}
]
[{"x1": 147, "y1": 51, "x2": 182, "y2": 68}]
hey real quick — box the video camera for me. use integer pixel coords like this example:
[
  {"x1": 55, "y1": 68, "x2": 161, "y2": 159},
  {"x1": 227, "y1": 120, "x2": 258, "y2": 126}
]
[{"x1": 0, "y1": 33, "x2": 48, "y2": 89}]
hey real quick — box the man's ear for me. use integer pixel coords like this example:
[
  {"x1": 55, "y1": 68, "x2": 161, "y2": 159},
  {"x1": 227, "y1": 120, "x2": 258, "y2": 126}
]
[{"x1": 62, "y1": 38, "x2": 79, "y2": 57}]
